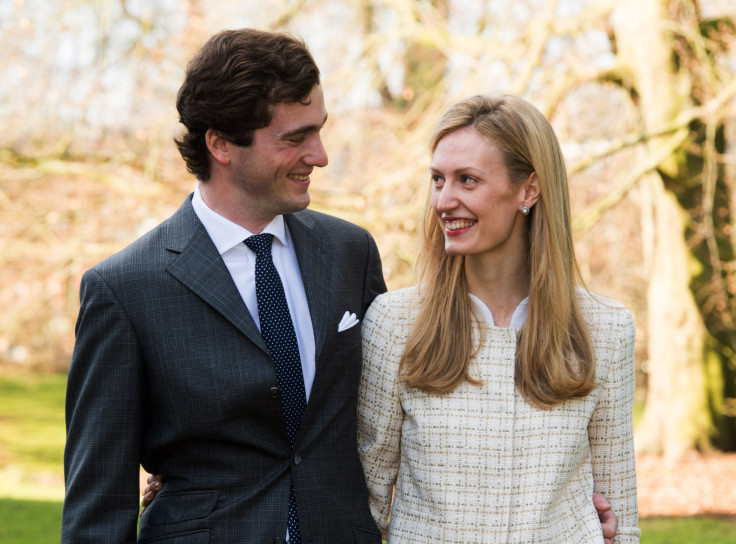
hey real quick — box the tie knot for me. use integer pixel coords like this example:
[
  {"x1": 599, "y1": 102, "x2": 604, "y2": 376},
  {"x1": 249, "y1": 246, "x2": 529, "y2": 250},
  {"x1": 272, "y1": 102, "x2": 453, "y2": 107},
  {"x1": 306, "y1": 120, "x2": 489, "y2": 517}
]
[{"x1": 244, "y1": 233, "x2": 274, "y2": 256}]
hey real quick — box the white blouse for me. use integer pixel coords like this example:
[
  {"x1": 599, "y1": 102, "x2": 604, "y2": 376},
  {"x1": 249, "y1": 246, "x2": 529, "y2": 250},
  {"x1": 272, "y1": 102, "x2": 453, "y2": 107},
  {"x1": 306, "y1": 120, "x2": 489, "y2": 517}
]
[{"x1": 468, "y1": 293, "x2": 528, "y2": 329}]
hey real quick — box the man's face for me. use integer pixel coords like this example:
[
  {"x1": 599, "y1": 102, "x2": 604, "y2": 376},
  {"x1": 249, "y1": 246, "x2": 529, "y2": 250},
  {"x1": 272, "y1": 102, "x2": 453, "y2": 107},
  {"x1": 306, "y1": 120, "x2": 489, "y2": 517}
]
[{"x1": 226, "y1": 85, "x2": 328, "y2": 230}]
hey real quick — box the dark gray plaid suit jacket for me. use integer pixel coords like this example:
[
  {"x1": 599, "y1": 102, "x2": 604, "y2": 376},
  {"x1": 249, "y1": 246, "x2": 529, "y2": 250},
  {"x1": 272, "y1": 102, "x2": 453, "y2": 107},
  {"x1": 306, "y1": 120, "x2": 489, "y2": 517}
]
[{"x1": 62, "y1": 195, "x2": 387, "y2": 543}]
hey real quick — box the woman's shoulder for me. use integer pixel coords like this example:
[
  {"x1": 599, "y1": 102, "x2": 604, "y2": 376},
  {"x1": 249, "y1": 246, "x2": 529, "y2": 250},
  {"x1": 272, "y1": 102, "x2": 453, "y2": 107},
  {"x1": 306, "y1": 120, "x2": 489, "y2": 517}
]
[
  {"x1": 575, "y1": 287, "x2": 635, "y2": 332},
  {"x1": 364, "y1": 286, "x2": 421, "y2": 329},
  {"x1": 368, "y1": 285, "x2": 420, "y2": 311}
]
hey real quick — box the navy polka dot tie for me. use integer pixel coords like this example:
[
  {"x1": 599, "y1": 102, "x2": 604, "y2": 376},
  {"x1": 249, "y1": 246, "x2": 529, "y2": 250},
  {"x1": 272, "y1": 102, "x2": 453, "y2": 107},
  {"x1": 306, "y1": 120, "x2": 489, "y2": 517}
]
[{"x1": 245, "y1": 233, "x2": 306, "y2": 544}]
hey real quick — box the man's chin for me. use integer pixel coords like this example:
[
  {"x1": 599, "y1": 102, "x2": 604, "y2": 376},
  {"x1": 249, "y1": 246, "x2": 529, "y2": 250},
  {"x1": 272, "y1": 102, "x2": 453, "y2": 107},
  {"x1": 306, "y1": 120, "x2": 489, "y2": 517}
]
[{"x1": 288, "y1": 195, "x2": 311, "y2": 213}]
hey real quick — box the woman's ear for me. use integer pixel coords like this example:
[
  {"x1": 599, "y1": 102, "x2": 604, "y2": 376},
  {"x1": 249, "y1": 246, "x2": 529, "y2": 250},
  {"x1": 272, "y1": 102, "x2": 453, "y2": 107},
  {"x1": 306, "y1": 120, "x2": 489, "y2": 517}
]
[
  {"x1": 523, "y1": 172, "x2": 541, "y2": 208},
  {"x1": 205, "y1": 129, "x2": 232, "y2": 165}
]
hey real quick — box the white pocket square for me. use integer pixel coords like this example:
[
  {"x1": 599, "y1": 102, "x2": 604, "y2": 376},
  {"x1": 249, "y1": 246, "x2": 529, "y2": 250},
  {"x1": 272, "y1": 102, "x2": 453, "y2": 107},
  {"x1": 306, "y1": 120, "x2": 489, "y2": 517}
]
[{"x1": 338, "y1": 311, "x2": 360, "y2": 332}]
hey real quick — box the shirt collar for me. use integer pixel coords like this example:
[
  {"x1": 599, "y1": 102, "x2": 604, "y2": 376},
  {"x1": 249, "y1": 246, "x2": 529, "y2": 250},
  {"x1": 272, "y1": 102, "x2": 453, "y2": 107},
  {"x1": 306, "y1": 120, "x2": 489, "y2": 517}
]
[
  {"x1": 469, "y1": 293, "x2": 529, "y2": 330},
  {"x1": 192, "y1": 183, "x2": 289, "y2": 255}
]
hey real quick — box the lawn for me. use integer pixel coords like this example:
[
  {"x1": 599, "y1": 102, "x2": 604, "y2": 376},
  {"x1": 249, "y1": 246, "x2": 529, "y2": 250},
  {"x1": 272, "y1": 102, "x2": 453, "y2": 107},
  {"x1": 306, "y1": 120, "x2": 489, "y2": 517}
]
[
  {"x1": 0, "y1": 497, "x2": 63, "y2": 543},
  {"x1": 639, "y1": 516, "x2": 736, "y2": 543},
  {"x1": 1, "y1": 373, "x2": 735, "y2": 543},
  {"x1": 0, "y1": 372, "x2": 66, "y2": 501}
]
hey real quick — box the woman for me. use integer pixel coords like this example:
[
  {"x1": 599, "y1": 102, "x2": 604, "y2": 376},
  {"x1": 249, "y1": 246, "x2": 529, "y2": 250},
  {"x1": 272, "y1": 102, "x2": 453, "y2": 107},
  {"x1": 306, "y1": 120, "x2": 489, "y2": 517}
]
[{"x1": 357, "y1": 95, "x2": 639, "y2": 543}]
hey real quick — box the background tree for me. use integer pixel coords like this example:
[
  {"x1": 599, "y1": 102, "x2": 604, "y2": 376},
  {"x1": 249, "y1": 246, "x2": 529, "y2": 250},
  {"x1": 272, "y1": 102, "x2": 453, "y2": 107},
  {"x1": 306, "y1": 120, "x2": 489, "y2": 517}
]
[{"x1": 610, "y1": 0, "x2": 736, "y2": 457}]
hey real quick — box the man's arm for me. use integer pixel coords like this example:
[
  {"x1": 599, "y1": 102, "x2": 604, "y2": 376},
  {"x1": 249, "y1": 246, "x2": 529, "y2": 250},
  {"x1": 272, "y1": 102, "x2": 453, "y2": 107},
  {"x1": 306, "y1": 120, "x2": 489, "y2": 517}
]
[
  {"x1": 360, "y1": 232, "x2": 387, "y2": 315},
  {"x1": 62, "y1": 269, "x2": 144, "y2": 543}
]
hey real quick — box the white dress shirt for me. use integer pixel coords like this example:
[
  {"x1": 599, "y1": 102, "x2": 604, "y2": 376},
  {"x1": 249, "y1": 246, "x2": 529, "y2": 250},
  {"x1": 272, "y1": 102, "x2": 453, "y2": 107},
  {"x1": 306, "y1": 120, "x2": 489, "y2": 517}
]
[{"x1": 191, "y1": 184, "x2": 316, "y2": 400}]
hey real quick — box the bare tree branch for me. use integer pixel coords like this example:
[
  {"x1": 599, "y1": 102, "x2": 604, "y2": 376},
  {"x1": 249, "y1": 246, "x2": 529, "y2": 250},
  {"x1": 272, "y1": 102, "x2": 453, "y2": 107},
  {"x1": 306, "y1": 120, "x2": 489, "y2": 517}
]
[
  {"x1": 569, "y1": 76, "x2": 736, "y2": 175},
  {"x1": 572, "y1": 127, "x2": 690, "y2": 234},
  {"x1": 268, "y1": 0, "x2": 308, "y2": 30}
]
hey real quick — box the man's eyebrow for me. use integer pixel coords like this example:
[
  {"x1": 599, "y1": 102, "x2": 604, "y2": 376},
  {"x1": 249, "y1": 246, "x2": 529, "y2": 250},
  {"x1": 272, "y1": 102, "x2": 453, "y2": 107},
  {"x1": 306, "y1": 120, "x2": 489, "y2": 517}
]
[{"x1": 280, "y1": 114, "x2": 328, "y2": 139}]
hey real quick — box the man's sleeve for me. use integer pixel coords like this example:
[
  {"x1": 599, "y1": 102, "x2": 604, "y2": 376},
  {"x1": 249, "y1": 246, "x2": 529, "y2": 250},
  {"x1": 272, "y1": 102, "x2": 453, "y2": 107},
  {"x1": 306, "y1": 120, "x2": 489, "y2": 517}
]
[
  {"x1": 62, "y1": 269, "x2": 144, "y2": 543},
  {"x1": 361, "y1": 232, "x2": 387, "y2": 315}
]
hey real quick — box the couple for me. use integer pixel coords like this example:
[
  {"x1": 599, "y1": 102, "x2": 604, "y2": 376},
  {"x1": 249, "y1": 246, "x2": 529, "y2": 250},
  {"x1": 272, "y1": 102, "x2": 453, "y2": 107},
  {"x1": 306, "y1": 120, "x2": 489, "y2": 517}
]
[{"x1": 62, "y1": 28, "x2": 639, "y2": 543}]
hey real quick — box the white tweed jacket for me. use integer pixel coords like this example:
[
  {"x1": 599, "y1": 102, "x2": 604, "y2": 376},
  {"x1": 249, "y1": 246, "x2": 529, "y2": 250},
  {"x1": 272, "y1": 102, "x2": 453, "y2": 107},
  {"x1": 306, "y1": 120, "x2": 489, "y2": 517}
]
[{"x1": 358, "y1": 286, "x2": 640, "y2": 544}]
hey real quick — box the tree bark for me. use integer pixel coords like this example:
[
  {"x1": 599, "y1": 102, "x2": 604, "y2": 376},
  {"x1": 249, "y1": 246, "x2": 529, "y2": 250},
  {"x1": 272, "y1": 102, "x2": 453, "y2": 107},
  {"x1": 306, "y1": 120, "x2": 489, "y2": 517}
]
[
  {"x1": 636, "y1": 174, "x2": 715, "y2": 457},
  {"x1": 614, "y1": 0, "x2": 722, "y2": 458}
]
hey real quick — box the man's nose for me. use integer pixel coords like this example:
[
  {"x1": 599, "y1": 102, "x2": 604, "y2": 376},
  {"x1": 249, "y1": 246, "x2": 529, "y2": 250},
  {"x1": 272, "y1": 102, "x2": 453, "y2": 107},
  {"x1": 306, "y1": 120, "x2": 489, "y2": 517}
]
[{"x1": 305, "y1": 136, "x2": 328, "y2": 167}]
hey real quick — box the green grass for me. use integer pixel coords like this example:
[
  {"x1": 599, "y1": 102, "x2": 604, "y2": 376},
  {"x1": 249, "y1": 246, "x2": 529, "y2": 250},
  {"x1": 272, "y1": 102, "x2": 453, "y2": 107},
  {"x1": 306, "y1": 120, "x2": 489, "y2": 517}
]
[
  {"x1": 0, "y1": 497, "x2": 63, "y2": 543},
  {"x1": 0, "y1": 373, "x2": 66, "y2": 500},
  {"x1": 640, "y1": 516, "x2": 736, "y2": 543}
]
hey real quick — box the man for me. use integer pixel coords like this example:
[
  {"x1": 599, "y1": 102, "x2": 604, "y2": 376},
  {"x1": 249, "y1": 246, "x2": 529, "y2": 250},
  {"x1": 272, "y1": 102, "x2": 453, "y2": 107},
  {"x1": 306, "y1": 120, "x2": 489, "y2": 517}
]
[
  {"x1": 63, "y1": 28, "x2": 385, "y2": 543},
  {"x1": 64, "y1": 27, "x2": 619, "y2": 544}
]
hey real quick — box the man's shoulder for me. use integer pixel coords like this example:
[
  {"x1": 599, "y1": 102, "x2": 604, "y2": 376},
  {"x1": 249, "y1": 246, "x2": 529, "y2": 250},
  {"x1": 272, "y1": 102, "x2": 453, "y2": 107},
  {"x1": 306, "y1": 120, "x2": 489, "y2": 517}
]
[
  {"x1": 291, "y1": 208, "x2": 371, "y2": 238},
  {"x1": 89, "y1": 197, "x2": 194, "y2": 275}
]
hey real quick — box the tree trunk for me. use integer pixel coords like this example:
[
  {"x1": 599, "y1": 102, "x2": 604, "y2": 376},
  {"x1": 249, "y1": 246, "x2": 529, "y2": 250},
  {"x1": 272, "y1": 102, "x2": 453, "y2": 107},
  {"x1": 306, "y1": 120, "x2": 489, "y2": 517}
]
[
  {"x1": 614, "y1": 0, "x2": 720, "y2": 458},
  {"x1": 636, "y1": 174, "x2": 715, "y2": 458}
]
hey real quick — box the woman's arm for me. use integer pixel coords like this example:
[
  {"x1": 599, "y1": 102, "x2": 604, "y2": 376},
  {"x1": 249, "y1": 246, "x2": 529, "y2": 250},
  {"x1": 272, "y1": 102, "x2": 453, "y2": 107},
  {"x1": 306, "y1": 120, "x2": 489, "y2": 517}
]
[
  {"x1": 357, "y1": 294, "x2": 405, "y2": 538},
  {"x1": 589, "y1": 308, "x2": 641, "y2": 543}
]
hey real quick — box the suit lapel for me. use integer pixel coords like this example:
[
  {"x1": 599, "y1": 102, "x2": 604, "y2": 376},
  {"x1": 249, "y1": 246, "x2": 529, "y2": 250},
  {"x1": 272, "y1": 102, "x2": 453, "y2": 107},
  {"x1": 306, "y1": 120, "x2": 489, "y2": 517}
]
[
  {"x1": 285, "y1": 212, "x2": 331, "y2": 363},
  {"x1": 164, "y1": 197, "x2": 269, "y2": 354}
]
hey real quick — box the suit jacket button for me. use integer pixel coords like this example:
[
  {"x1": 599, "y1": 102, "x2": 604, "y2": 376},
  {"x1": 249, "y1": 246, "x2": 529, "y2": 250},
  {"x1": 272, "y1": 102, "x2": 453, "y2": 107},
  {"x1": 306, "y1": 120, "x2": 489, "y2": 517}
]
[
  {"x1": 293, "y1": 452, "x2": 302, "y2": 465},
  {"x1": 269, "y1": 386, "x2": 280, "y2": 399},
  {"x1": 274, "y1": 539, "x2": 287, "y2": 544}
]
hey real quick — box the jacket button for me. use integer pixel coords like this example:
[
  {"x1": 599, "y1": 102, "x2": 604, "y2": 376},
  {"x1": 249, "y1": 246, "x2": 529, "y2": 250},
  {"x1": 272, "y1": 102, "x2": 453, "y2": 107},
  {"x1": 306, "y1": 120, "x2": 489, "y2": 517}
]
[
  {"x1": 293, "y1": 453, "x2": 302, "y2": 465},
  {"x1": 274, "y1": 539, "x2": 287, "y2": 544},
  {"x1": 269, "y1": 386, "x2": 280, "y2": 399}
]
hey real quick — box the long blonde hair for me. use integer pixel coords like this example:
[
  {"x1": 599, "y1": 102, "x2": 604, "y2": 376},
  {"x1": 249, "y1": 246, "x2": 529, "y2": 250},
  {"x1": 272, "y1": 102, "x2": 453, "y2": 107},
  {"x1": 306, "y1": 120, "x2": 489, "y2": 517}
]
[{"x1": 399, "y1": 95, "x2": 596, "y2": 408}]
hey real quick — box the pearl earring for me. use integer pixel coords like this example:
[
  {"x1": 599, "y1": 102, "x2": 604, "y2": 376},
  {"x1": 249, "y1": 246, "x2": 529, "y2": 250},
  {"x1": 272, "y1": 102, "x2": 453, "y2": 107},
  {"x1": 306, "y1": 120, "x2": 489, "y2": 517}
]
[{"x1": 521, "y1": 206, "x2": 530, "y2": 216}]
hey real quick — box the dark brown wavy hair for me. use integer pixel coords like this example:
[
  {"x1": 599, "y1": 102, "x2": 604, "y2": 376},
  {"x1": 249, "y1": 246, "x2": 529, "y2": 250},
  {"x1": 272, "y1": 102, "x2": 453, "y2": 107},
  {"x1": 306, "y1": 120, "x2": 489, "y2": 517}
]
[{"x1": 175, "y1": 28, "x2": 321, "y2": 180}]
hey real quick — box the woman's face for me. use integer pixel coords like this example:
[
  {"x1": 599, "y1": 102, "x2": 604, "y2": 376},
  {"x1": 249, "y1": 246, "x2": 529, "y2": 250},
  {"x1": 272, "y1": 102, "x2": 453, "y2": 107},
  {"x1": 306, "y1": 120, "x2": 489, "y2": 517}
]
[{"x1": 430, "y1": 126, "x2": 533, "y2": 261}]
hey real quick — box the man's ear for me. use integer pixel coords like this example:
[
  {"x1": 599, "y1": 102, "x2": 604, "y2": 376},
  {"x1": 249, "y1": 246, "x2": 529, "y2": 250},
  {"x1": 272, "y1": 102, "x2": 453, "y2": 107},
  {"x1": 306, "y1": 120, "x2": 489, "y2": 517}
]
[
  {"x1": 523, "y1": 172, "x2": 541, "y2": 209},
  {"x1": 205, "y1": 129, "x2": 232, "y2": 165}
]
